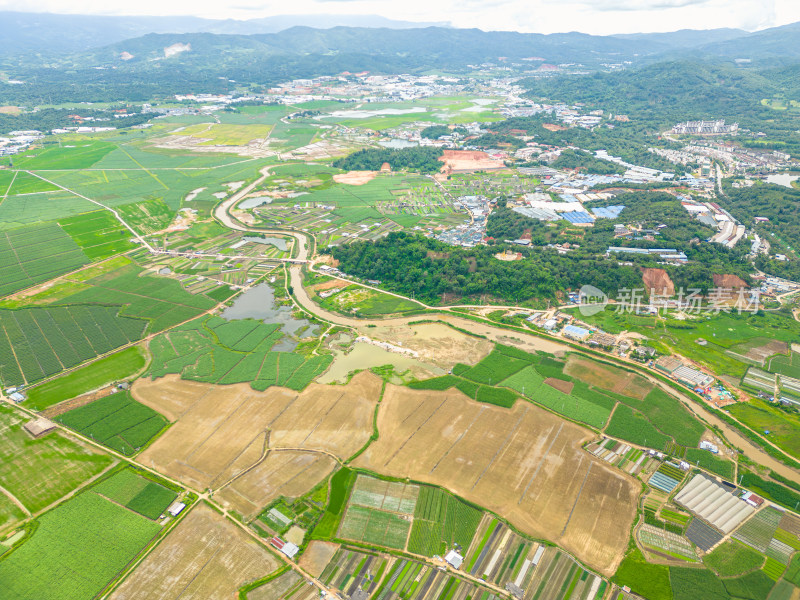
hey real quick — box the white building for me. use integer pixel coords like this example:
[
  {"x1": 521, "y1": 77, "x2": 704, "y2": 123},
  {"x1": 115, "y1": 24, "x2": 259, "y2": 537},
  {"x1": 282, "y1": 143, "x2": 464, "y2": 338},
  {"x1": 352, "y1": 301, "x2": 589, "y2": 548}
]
[{"x1": 444, "y1": 550, "x2": 464, "y2": 570}]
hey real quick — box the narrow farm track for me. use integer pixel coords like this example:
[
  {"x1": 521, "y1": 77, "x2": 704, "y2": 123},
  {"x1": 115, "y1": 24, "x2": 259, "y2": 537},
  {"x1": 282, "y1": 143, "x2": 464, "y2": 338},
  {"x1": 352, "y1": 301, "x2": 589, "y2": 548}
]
[
  {"x1": 0, "y1": 484, "x2": 30, "y2": 517},
  {"x1": 24, "y1": 170, "x2": 154, "y2": 251},
  {"x1": 213, "y1": 193, "x2": 800, "y2": 487}
]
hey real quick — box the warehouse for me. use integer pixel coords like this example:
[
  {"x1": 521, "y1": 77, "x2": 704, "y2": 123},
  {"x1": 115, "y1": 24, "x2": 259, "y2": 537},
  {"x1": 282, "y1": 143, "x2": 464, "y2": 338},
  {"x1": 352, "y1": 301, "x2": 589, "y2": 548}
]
[{"x1": 673, "y1": 365, "x2": 715, "y2": 388}]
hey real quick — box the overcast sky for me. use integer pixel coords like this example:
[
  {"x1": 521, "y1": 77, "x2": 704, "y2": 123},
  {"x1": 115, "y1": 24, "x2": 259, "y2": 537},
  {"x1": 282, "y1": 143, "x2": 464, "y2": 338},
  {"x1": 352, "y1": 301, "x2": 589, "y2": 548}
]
[{"x1": 4, "y1": 0, "x2": 800, "y2": 35}]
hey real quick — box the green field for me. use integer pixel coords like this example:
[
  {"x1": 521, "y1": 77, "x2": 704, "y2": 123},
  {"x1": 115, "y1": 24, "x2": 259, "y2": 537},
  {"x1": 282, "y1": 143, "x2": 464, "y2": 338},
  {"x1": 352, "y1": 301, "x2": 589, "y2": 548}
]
[
  {"x1": 0, "y1": 305, "x2": 146, "y2": 387},
  {"x1": 176, "y1": 122, "x2": 273, "y2": 145},
  {"x1": 684, "y1": 448, "x2": 735, "y2": 479},
  {"x1": 56, "y1": 391, "x2": 168, "y2": 456},
  {"x1": 338, "y1": 505, "x2": 410, "y2": 549},
  {"x1": 148, "y1": 314, "x2": 331, "y2": 391},
  {"x1": 768, "y1": 352, "x2": 800, "y2": 379},
  {"x1": 606, "y1": 404, "x2": 672, "y2": 451},
  {"x1": 13, "y1": 141, "x2": 116, "y2": 169},
  {"x1": 93, "y1": 468, "x2": 178, "y2": 519},
  {"x1": 407, "y1": 486, "x2": 482, "y2": 556},
  {"x1": 25, "y1": 346, "x2": 146, "y2": 410},
  {"x1": 59, "y1": 211, "x2": 136, "y2": 259},
  {"x1": 669, "y1": 567, "x2": 730, "y2": 600},
  {"x1": 0, "y1": 222, "x2": 89, "y2": 296},
  {"x1": 318, "y1": 285, "x2": 424, "y2": 317},
  {"x1": 460, "y1": 348, "x2": 530, "y2": 385},
  {"x1": 704, "y1": 540, "x2": 765, "y2": 576},
  {"x1": 616, "y1": 387, "x2": 706, "y2": 449},
  {"x1": 501, "y1": 364, "x2": 613, "y2": 429},
  {"x1": 0, "y1": 405, "x2": 113, "y2": 516},
  {"x1": 313, "y1": 467, "x2": 355, "y2": 539},
  {"x1": 0, "y1": 260, "x2": 225, "y2": 388},
  {"x1": 0, "y1": 491, "x2": 161, "y2": 600},
  {"x1": 614, "y1": 548, "x2": 672, "y2": 600},
  {"x1": 729, "y1": 399, "x2": 800, "y2": 460}
]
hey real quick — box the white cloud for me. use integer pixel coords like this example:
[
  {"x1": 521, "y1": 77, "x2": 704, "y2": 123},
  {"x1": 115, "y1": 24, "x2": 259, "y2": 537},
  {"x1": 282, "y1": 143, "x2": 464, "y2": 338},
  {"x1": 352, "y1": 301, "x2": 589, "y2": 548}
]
[{"x1": 1, "y1": 0, "x2": 798, "y2": 34}]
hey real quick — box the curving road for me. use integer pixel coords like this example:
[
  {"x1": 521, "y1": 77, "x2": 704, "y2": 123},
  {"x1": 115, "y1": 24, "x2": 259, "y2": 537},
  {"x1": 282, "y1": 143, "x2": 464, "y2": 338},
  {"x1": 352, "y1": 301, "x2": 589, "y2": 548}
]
[{"x1": 213, "y1": 186, "x2": 800, "y2": 484}]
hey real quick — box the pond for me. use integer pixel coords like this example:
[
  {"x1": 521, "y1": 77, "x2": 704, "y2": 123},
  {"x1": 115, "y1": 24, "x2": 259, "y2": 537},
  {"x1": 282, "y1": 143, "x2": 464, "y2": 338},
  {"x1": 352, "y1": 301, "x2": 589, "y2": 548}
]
[
  {"x1": 322, "y1": 107, "x2": 427, "y2": 119},
  {"x1": 317, "y1": 341, "x2": 444, "y2": 384},
  {"x1": 221, "y1": 283, "x2": 318, "y2": 351},
  {"x1": 239, "y1": 191, "x2": 308, "y2": 209},
  {"x1": 230, "y1": 236, "x2": 289, "y2": 252}
]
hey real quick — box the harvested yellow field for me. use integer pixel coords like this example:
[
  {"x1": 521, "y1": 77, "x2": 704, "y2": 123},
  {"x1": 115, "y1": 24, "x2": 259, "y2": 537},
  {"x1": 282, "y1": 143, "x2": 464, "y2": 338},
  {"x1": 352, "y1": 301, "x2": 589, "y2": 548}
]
[
  {"x1": 216, "y1": 450, "x2": 337, "y2": 519},
  {"x1": 564, "y1": 355, "x2": 652, "y2": 400},
  {"x1": 110, "y1": 504, "x2": 279, "y2": 599},
  {"x1": 366, "y1": 322, "x2": 494, "y2": 368},
  {"x1": 134, "y1": 372, "x2": 380, "y2": 491},
  {"x1": 174, "y1": 123, "x2": 273, "y2": 145},
  {"x1": 299, "y1": 541, "x2": 339, "y2": 577},
  {"x1": 353, "y1": 385, "x2": 638, "y2": 575}
]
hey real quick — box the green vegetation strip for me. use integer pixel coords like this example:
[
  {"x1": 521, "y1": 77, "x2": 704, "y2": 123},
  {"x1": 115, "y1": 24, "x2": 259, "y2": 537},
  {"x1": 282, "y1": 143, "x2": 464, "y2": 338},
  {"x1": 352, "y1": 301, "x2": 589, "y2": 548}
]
[{"x1": 26, "y1": 346, "x2": 145, "y2": 410}]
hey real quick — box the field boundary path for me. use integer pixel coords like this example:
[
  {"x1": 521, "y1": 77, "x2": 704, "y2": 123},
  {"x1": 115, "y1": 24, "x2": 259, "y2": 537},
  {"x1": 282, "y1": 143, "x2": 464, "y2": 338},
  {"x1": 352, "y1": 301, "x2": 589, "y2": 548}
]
[
  {"x1": 25, "y1": 170, "x2": 154, "y2": 251},
  {"x1": 212, "y1": 192, "x2": 800, "y2": 486},
  {"x1": 0, "y1": 483, "x2": 30, "y2": 517}
]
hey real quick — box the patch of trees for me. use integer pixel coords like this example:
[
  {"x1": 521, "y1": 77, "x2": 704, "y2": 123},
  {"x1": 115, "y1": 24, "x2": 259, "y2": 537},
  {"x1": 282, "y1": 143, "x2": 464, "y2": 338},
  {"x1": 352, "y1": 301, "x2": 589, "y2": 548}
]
[
  {"x1": 332, "y1": 147, "x2": 444, "y2": 173},
  {"x1": 488, "y1": 114, "x2": 684, "y2": 174},
  {"x1": 721, "y1": 181, "x2": 800, "y2": 277},
  {"x1": 420, "y1": 125, "x2": 466, "y2": 139},
  {"x1": 551, "y1": 149, "x2": 625, "y2": 175},
  {"x1": 0, "y1": 107, "x2": 151, "y2": 135},
  {"x1": 485, "y1": 198, "x2": 549, "y2": 243},
  {"x1": 328, "y1": 231, "x2": 644, "y2": 305},
  {"x1": 469, "y1": 133, "x2": 525, "y2": 150}
]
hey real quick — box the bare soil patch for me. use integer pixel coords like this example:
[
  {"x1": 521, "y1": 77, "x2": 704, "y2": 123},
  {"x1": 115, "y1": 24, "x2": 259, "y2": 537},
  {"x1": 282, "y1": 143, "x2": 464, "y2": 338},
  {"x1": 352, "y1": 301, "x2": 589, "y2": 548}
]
[
  {"x1": 641, "y1": 267, "x2": 675, "y2": 296},
  {"x1": 544, "y1": 377, "x2": 574, "y2": 394},
  {"x1": 744, "y1": 340, "x2": 789, "y2": 363},
  {"x1": 364, "y1": 322, "x2": 493, "y2": 369},
  {"x1": 564, "y1": 355, "x2": 652, "y2": 400},
  {"x1": 438, "y1": 150, "x2": 505, "y2": 173},
  {"x1": 0, "y1": 106, "x2": 20, "y2": 115},
  {"x1": 712, "y1": 273, "x2": 748, "y2": 289},
  {"x1": 300, "y1": 541, "x2": 340, "y2": 577},
  {"x1": 217, "y1": 450, "x2": 337, "y2": 519},
  {"x1": 353, "y1": 385, "x2": 638, "y2": 576},
  {"x1": 312, "y1": 279, "x2": 346, "y2": 292},
  {"x1": 134, "y1": 372, "x2": 380, "y2": 491},
  {"x1": 333, "y1": 171, "x2": 377, "y2": 185},
  {"x1": 110, "y1": 503, "x2": 279, "y2": 600},
  {"x1": 41, "y1": 386, "x2": 114, "y2": 418}
]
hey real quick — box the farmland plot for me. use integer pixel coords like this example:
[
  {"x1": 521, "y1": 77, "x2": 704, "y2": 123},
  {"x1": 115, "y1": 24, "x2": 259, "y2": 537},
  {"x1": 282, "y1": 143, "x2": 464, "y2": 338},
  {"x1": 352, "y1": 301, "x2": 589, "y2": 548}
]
[
  {"x1": 408, "y1": 486, "x2": 482, "y2": 556},
  {"x1": 0, "y1": 406, "x2": 113, "y2": 515},
  {"x1": 110, "y1": 503, "x2": 280, "y2": 600},
  {"x1": 353, "y1": 385, "x2": 638, "y2": 576},
  {"x1": 134, "y1": 372, "x2": 381, "y2": 491},
  {"x1": 216, "y1": 450, "x2": 337, "y2": 520},
  {"x1": 0, "y1": 491, "x2": 161, "y2": 600},
  {"x1": 338, "y1": 475, "x2": 418, "y2": 549},
  {"x1": 56, "y1": 391, "x2": 168, "y2": 456},
  {"x1": 0, "y1": 222, "x2": 88, "y2": 297},
  {"x1": 320, "y1": 547, "x2": 391, "y2": 598}
]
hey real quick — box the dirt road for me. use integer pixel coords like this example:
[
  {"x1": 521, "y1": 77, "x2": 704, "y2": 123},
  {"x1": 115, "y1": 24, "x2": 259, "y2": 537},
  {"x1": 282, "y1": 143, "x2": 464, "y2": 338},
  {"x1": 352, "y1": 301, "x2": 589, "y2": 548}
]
[{"x1": 215, "y1": 196, "x2": 800, "y2": 485}]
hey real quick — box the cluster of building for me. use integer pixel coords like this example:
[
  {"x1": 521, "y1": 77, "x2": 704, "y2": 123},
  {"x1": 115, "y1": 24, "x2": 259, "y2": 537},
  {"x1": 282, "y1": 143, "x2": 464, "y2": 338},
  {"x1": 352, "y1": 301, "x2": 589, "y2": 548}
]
[
  {"x1": 671, "y1": 120, "x2": 739, "y2": 135},
  {"x1": 683, "y1": 140, "x2": 796, "y2": 174},
  {"x1": 654, "y1": 355, "x2": 715, "y2": 390},
  {"x1": 680, "y1": 195, "x2": 746, "y2": 248},
  {"x1": 0, "y1": 130, "x2": 43, "y2": 156},
  {"x1": 435, "y1": 195, "x2": 488, "y2": 247}
]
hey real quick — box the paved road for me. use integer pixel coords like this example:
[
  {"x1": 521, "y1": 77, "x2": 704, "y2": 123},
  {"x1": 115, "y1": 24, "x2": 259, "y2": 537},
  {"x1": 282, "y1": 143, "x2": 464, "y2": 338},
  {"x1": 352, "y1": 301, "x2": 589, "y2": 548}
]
[{"x1": 212, "y1": 195, "x2": 800, "y2": 484}]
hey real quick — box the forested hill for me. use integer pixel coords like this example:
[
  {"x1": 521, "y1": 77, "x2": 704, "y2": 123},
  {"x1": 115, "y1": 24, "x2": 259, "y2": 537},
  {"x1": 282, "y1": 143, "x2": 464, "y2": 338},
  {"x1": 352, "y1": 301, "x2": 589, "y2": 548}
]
[{"x1": 523, "y1": 61, "x2": 800, "y2": 128}]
